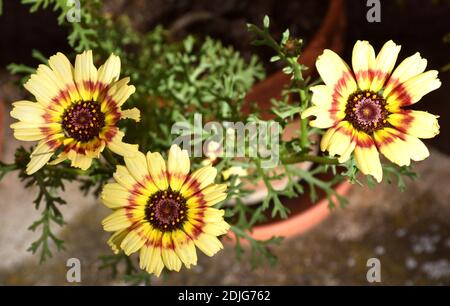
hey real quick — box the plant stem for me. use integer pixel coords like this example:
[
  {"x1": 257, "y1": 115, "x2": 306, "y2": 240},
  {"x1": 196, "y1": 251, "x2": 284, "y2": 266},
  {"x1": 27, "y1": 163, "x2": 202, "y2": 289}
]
[
  {"x1": 282, "y1": 153, "x2": 339, "y2": 165},
  {"x1": 102, "y1": 149, "x2": 118, "y2": 167}
]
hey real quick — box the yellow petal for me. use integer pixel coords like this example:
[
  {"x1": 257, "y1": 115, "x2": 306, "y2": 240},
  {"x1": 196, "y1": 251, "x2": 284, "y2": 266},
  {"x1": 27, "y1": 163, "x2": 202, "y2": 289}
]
[
  {"x1": 121, "y1": 107, "x2": 141, "y2": 122},
  {"x1": 370, "y1": 40, "x2": 401, "y2": 92},
  {"x1": 387, "y1": 70, "x2": 441, "y2": 110},
  {"x1": 107, "y1": 130, "x2": 139, "y2": 157},
  {"x1": 161, "y1": 232, "x2": 182, "y2": 272},
  {"x1": 193, "y1": 233, "x2": 223, "y2": 257},
  {"x1": 101, "y1": 183, "x2": 132, "y2": 208},
  {"x1": 102, "y1": 209, "x2": 133, "y2": 232},
  {"x1": 146, "y1": 151, "x2": 169, "y2": 190},
  {"x1": 168, "y1": 144, "x2": 190, "y2": 191},
  {"x1": 383, "y1": 52, "x2": 427, "y2": 97},
  {"x1": 74, "y1": 50, "x2": 98, "y2": 101},
  {"x1": 181, "y1": 165, "x2": 217, "y2": 198},
  {"x1": 120, "y1": 223, "x2": 150, "y2": 255},
  {"x1": 352, "y1": 40, "x2": 376, "y2": 90},
  {"x1": 124, "y1": 151, "x2": 150, "y2": 184},
  {"x1": 387, "y1": 110, "x2": 440, "y2": 139},
  {"x1": 354, "y1": 132, "x2": 382, "y2": 183},
  {"x1": 97, "y1": 53, "x2": 121, "y2": 86},
  {"x1": 26, "y1": 140, "x2": 55, "y2": 174}
]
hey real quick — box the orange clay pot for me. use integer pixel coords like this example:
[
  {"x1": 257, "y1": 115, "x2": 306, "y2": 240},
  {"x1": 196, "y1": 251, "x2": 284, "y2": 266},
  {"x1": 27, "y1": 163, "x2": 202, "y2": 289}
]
[{"x1": 228, "y1": 0, "x2": 350, "y2": 241}]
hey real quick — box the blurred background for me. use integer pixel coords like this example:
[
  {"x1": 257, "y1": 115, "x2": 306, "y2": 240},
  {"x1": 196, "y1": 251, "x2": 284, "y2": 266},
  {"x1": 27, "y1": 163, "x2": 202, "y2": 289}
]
[{"x1": 0, "y1": 0, "x2": 449, "y2": 285}]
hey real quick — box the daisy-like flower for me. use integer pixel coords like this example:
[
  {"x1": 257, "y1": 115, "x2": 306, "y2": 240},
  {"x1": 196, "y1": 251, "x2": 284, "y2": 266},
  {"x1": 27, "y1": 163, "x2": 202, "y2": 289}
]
[
  {"x1": 10, "y1": 51, "x2": 140, "y2": 174},
  {"x1": 302, "y1": 40, "x2": 441, "y2": 182},
  {"x1": 101, "y1": 144, "x2": 230, "y2": 276}
]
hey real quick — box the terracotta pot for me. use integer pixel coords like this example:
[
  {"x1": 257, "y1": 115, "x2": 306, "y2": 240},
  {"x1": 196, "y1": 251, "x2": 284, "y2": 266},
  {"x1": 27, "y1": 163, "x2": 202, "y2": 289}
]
[
  {"x1": 229, "y1": 0, "x2": 349, "y2": 240},
  {"x1": 243, "y1": 0, "x2": 346, "y2": 116}
]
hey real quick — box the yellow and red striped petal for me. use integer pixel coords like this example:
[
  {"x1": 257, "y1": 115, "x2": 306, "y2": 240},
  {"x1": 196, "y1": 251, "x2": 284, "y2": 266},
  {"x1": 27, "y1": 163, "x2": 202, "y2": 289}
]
[
  {"x1": 386, "y1": 70, "x2": 441, "y2": 111},
  {"x1": 352, "y1": 40, "x2": 376, "y2": 90},
  {"x1": 140, "y1": 230, "x2": 165, "y2": 276},
  {"x1": 301, "y1": 106, "x2": 345, "y2": 129},
  {"x1": 146, "y1": 152, "x2": 169, "y2": 191},
  {"x1": 47, "y1": 52, "x2": 80, "y2": 102},
  {"x1": 172, "y1": 230, "x2": 198, "y2": 269},
  {"x1": 101, "y1": 183, "x2": 135, "y2": 209},
  {"x1": 121, "y1": 223, "x2": 151, "y2": 256},
  {"x1": 103, "y1": 77, "x2": 136, "y2": 108},
  {"x1": 186, "y1": 184, "x2": 228, "y2": 208},
  {"x1": 180, "y1": 165, "x2": 218, "y2": 198},
  {"x1": 167, "y1": 144, "x2": 190, "y2": 191},
  {"x1": 383, "y1": 52, "x2": 427, "y2": 98},
  {"x1": 95, "y1": 53, "x2": 121, "y2": 100},
  {"x1": 369, "y1": 40, "x2": 401, "y2": 92},
  {"x1": 373, "y1": 127, "x2": 429, "y2": 167},
  {"x1": 387, "y1": 110, "x2": 440, "y2": 139},
  {"x1": 354, "y1": 132, "x2": 383, "y2": 183},
  {"x1": 102, "y1": 209, "x2": 135, "y2": 232},
  {"x1": 74, "y1": 50, "x2": 98, "y2": 101},
  {"x1": 316, "y1": 50, "x2": 357, "y2": 112},
  {"x1": 320, "y1": 121, "x2": 356, "y2": 163},
  {"x1": 161, "y1": 232, "x2": 182, "y2": 272}
]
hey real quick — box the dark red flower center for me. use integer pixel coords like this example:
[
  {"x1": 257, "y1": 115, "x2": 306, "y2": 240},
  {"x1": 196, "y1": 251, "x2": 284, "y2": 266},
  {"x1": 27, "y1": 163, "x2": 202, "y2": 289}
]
[
  {"x1": 345, "y1": 90, "x2": 389, "y2": 134},
  {"x1": 62, "y1": 101, "x2": 105, "y2": 142},
  {"x1": 145, "y1": 190, "x2": 187, "y2": 231}
]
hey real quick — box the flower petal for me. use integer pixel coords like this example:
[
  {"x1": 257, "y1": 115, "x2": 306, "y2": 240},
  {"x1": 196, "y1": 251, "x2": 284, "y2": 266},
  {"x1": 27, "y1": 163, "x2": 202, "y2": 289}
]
[
  {"x1": 383, "y1": 52, "x2": 427, "y2": 98},
  {"x1": 301, "y1": 106, "x2": 345, "y2": 129},
  {"x1": 354, "y1": 132, "x2": 383, "y2": 183},
  {"x1": 194, "y1": 233, "x2": 223, "y2": 257},
  {"x1": 322, "y1": 121, "x2": 356, "y2": 163},
  {"x1": 26, "y1": 140, "x2": 56, "y2": 174},
  {"x1": 373, "y1": 127, "x2": 429, "y2": 167},
  {"x1": 387, "y1": 110, "x2": 440, "y2": 139},
  {"x1": 352, "y1": 40, "x2": 376, "y2": 90},
  {"x1": 107, "y1": 130, "x2": 139, "y2": 157},
  {"x1": 124, "y1": 151, "x2": 150, "y2": 184},
  {"x1": 74, "y1": 50, "x2": 98, "y2": 101},
  {"x1": 168, "y1": 144, "x2": 190, "y2": 191},
  {"x1": 180, "y1": 165, "x2": 217, "y2": 198},
  {"x1": 386, "y1": 70, "x2": 441, "y2": 111},
  {"x1": 121, "y1": 108, "x2": 141, "y2": 122},
  {"x1": 161, "y1": 232, "x2": 182, "y2": 272},
  {"x1": 370, "y1": 40, "x2": 401, "y2": 92},
  {"x1": 146, "y1": 152, "x2": 169, "y2": 190}
]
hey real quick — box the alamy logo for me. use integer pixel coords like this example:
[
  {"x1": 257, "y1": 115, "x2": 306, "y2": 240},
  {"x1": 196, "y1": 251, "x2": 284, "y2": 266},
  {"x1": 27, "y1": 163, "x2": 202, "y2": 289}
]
[
  {"x1": 171, "y1": 113, "x2": 280, "y2": 168},
  {"x1": 66, "y1": 258, "x2": 81, "y2": 283},
  {"x1": 366, "y1": 0, "x2": 381, "y2": 23},
  {"x1": 366, "y1": 258, "x2": 381, "y2": 283},
  {"x1": 66, "y1": 0, "x2": 81, "y2": 23}
]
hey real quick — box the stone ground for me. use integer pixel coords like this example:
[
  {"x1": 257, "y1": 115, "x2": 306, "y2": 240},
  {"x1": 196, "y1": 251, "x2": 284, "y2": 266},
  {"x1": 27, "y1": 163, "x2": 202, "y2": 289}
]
[{"x1": 0, "y1": 83, "x2": 449, "y2": 285}]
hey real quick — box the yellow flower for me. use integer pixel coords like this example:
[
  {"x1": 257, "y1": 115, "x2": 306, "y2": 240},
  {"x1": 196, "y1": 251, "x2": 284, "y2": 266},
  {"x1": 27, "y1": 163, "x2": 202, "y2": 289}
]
[
  {"x1": 10, "y1": 51, "x2": 140, "y2": 174},
  {"x1": 302, "y1": 40, "x2": 440, "y2": 182},
  {"x1": 101, "y1": 144, "x2": 230, "y2": 276}
]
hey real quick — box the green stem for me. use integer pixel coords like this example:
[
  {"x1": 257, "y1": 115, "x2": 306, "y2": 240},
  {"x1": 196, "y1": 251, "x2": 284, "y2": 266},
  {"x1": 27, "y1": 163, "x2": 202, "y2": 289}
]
[
  {"x1": 282, "y1": 153, "x2": 339, "y2": 165},
  {"x1": 102, "y1": 149, "x2": 118, "y2": 167}
]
